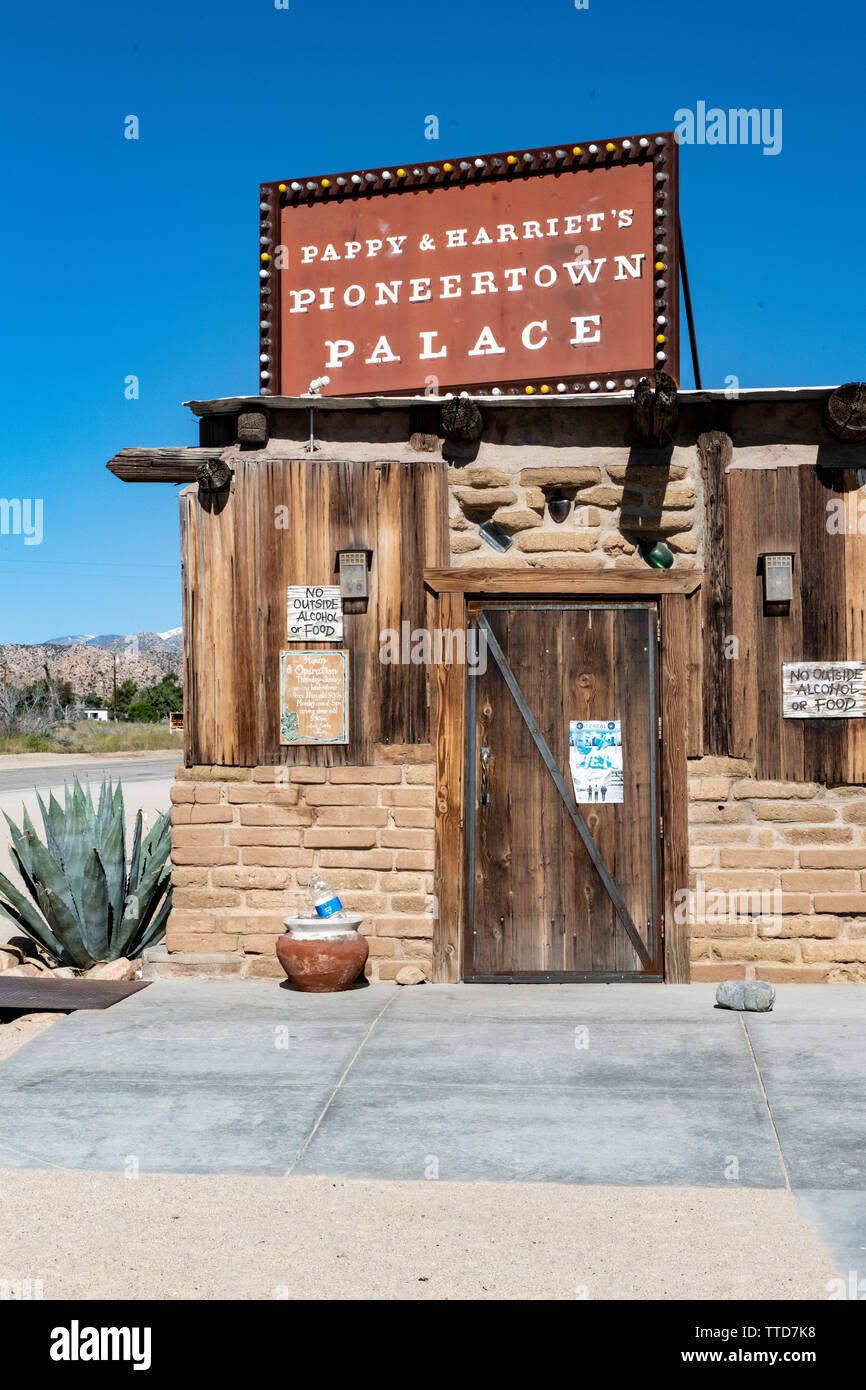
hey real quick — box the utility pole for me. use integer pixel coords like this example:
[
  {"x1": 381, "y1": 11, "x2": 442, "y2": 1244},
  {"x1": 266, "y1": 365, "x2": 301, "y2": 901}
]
[{"x1": 112, "y1": 653, "x2": 117, "y2": 720}]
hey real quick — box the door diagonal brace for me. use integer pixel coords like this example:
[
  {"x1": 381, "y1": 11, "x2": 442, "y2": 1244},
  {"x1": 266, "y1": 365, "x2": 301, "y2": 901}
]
[{"x1": 478, "y1": 614, "x2": 651, "y2": 971}]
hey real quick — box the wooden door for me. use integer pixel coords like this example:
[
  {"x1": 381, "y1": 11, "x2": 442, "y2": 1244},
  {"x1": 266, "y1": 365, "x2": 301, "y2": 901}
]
[{"x1": 465, "y1": 602, "x2": 662, "y2": 981}]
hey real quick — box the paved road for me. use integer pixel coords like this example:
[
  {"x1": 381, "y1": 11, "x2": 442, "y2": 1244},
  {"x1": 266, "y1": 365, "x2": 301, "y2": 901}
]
[
  {"x1": 0, "y1": 760, "x2": 176, "y2": 936},
  {"x1": 0, "y1": 754, "x2": 179, "y2": 793},
  {"x1": 0, "y1": 982, "x2": 863, "y2": 1280}
]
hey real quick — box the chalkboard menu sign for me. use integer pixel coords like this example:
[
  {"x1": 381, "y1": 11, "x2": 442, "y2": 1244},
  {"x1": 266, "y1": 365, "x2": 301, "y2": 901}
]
[{"x1": 280, "y1": 650, "x2": 349, "y2": 744}]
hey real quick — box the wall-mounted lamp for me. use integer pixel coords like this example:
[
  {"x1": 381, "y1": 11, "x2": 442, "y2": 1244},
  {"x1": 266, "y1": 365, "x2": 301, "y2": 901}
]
[
  {"x1": 762, "y1": 553, "x2": 793, "y2": 603},
  {"x1": 337, "y1": 549, "x2": 372, "y2": 599},
  {"x1": 638, "y1": 538, "x2": 674, "y2": 570},
  {"x1": 547, "y1": 492, "x2": 572, "y2": 524},
  {"x1": 478, "y1": 520, "x2": 512, "y2": 553}
]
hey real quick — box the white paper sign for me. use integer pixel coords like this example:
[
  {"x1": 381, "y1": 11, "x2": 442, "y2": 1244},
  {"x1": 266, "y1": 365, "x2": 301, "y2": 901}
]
[
  {"x1": 569, "y1": 720, "x2": 623, "y2": 804},
  {"x1": 782, "y1": 662, "x2": 866, "y2": 718},
  {"x1": 287, "y1": 585, "x2": 343, "y2": 640}
]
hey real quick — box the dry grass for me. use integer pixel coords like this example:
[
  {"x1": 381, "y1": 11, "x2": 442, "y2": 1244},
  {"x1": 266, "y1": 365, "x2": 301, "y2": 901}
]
[{"x1": 0, "y1": 722, "x2": 183, "y2": 756}]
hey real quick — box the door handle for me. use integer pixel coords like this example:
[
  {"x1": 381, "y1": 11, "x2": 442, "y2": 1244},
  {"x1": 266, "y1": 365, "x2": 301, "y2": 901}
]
[{"x1": 480, "y1": 746, "x2": 491, "y2": 805}]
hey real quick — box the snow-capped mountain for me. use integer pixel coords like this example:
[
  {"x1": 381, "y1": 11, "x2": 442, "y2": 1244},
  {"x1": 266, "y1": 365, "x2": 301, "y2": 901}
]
[{"x1": 40, "y1": 629, "x2": 183, "y2": 653}]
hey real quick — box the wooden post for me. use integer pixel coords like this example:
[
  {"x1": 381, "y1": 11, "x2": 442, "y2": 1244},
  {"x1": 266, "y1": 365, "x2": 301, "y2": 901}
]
[
  {"x1": 698, "y1": 430, "x2": 733, "y2": 755},
  {"x1": 660, "y1": 592, "x2": 690, "y2": 984},
  {"x1": 433, "y1": 589, "x2": 467, "y2": 983}
]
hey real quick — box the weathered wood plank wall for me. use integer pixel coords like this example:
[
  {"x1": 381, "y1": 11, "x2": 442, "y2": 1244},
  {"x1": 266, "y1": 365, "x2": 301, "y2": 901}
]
[
  {"x1": 181, "y1": 458, "x2": 447, "y2": 766},
  {"x1": 702, "y1": 462, "x2": 866, "y2": 783}
]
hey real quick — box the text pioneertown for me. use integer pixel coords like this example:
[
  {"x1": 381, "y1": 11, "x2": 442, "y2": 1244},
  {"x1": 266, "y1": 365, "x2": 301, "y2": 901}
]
[{"x1": 278, "y1": 210, "x2": 649, "y2": 372}]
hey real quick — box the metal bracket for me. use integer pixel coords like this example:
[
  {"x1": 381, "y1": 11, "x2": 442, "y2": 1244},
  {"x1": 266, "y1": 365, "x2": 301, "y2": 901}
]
[{"x1": 480, "y1": 746, "x2": 491, "y2": 805}]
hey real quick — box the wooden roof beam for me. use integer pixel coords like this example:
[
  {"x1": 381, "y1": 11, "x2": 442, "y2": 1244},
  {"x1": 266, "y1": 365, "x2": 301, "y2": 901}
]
[{"x1": 106, "y1": 446, "x2": 226, "y2": 483}]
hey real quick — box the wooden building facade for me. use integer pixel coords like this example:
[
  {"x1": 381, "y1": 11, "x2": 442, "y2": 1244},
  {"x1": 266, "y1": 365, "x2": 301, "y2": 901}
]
[{"x1": 109, "y1": 384, "x2": 866, "y2": 984}]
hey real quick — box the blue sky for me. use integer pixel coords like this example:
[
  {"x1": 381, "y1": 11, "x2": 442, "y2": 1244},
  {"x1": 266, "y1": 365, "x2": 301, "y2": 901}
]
[{"x1": 1, "y1": 0, "x2": 863, "y2": 643}]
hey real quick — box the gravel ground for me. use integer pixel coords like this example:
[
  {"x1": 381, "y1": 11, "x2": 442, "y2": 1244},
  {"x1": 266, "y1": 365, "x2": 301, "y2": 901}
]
[
  {"x1": 0, "y1": 1015, "x2": 62, "y2": 1063},
  {"x1": 0, "y1": 1170, "x2": 836, "y2": 1301}
]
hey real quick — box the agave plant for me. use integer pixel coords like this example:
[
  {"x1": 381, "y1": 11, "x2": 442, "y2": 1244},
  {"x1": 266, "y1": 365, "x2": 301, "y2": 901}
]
[{"x1": 0, "y1": 778, "x2": 171, "y2": 969}]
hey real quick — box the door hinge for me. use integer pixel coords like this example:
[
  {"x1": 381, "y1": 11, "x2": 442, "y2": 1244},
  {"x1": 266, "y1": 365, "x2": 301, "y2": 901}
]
[
  {"x1": 660, "y1": 912, "x2": 665, "y2": 936},
  {"x1": 656, "y1": 620, "x2": 661, "y2": 645},
  {"x1": 658, "y1": 715, "x2": 662, "y2": 741},
  {"x1": 659, "y1": 815, "x2": 664, "y2": 840}
]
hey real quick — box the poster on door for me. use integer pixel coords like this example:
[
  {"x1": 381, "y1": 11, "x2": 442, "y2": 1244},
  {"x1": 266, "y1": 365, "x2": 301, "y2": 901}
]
[{"x1": 569, "y1": 720, "x2": 623, "y2": 804}]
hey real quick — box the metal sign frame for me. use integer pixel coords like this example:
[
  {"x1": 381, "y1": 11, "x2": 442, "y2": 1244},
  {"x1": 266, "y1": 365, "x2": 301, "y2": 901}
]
[{"x1": 259, "y1": 132, "x2": 679, "y2": 399}]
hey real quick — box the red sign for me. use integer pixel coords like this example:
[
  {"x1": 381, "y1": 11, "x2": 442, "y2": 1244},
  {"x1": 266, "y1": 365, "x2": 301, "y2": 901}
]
[{"x1": 259, "y1": 134, "x2": 678, "y2": 397}]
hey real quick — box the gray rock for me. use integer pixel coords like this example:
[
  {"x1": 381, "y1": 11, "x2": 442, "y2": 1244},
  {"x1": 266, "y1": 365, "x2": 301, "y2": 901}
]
[
  {"x1": 715, "y1": 979, "x2": 776, "y2": 1012},
  {"x1": 395, "y1": 966, "x2": 427, "y2": 986}
]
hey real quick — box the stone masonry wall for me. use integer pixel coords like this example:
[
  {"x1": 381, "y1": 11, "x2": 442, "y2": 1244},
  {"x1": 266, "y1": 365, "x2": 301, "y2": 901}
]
[
  {"x1": 449, "y1": 453, "x2": 700, "y2": 568},
  {"x1": 688, "y1": 756, "x2": 866, "y2": 983},
  {"x1": 167, "y1": 756, "x2": 435, "y2": 982}
]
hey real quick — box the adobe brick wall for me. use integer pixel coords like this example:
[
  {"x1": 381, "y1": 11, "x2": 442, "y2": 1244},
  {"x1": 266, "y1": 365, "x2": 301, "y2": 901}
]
[
  {"x1": 688, "y1": 756, "x2": 866, "y2": 983},
  {"x1": 167, "y1": 757, "x2": 435, "y2": 981},
  {"x1": 448, "y1": 453, "x2": 700, "y2": 568}
]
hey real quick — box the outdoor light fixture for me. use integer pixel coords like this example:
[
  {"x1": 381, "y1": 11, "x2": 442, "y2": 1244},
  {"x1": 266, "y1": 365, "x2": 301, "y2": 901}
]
[
  {"x1": 337, "y1": 550, "x2": 372, "y2": 599},
  {"x1": 547, "y1": 494, "x2": 571, "y2": 523},
  {"x1": 639, "y1": 539, "x2": 674, "y2": 570},
  {"x1": 478, "y1": 520, "x2": 512, "y2": 553},
  {"x1": 763, "y1": 553, "x2": 793, "y2": 603}
]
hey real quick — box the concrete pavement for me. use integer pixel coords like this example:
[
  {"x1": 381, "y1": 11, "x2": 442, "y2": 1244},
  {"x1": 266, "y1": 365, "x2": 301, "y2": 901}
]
[{"x1": 0, "y1": 981, "x2": 863, "y2": 1285}]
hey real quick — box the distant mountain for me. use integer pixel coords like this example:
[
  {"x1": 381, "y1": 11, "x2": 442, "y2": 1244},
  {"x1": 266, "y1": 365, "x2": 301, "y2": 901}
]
[
  {"x1": 40, "y1": 628, "x2": 183, "y2": 654},
  {"x1": 0, "y1": 639, "x2": 182, "y2": 694},
  {"x1": 40, "y1": 634, "x2": 122, "y2": 648}
]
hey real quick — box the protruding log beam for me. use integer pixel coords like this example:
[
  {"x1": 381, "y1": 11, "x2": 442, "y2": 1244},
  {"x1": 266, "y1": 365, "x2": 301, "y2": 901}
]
[
  {"x1": 106, "y1": 447, "x2": 227, "y2": 483},
  {"x1": 408, "y1": 403, "x2": 440, "y2": 453},
  {"x1": 195, "y1": 457, "x2": 233, "y2": 492},
  {"x1": 825, "y1": 383, "x2": 866, "y2": 442},
  {"x1": 441, "y1": 397, "x2": 483, "y2": 441},
  {"x1": 237, "y1": 411, "x2": 269, "y2": 445},
  {"x1": 633, "y1": 371, "x2": 678, "y2": 442}
]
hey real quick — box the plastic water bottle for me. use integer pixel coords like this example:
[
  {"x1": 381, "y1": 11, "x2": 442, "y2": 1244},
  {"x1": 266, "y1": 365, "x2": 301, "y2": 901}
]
[{"x1": 309, "y1": 873, "x2": 344, "y2": 919}]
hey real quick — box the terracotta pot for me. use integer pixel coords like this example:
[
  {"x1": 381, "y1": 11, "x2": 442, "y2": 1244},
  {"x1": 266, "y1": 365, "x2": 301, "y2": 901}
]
[{"x1": 276, "y1": 914, "x2": 368, "y2": 993}]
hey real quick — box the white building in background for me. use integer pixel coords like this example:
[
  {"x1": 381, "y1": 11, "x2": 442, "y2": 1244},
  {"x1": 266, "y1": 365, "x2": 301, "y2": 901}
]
[{"x1": 81, "y1": 708, "x2": 109, "y2": 722}]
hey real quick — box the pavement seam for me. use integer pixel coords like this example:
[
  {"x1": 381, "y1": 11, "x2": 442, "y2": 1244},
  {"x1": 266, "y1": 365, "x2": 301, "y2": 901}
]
[
  {"x1": 738, "y1": 1013, "x2": 791, "y2": 1193},
  {"x1": 0, "y1": 1138, "x2": 83, "y2": 1173},
  {"x1": 283, "y1": 991, "x2": 398, "y2": 1176}
]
